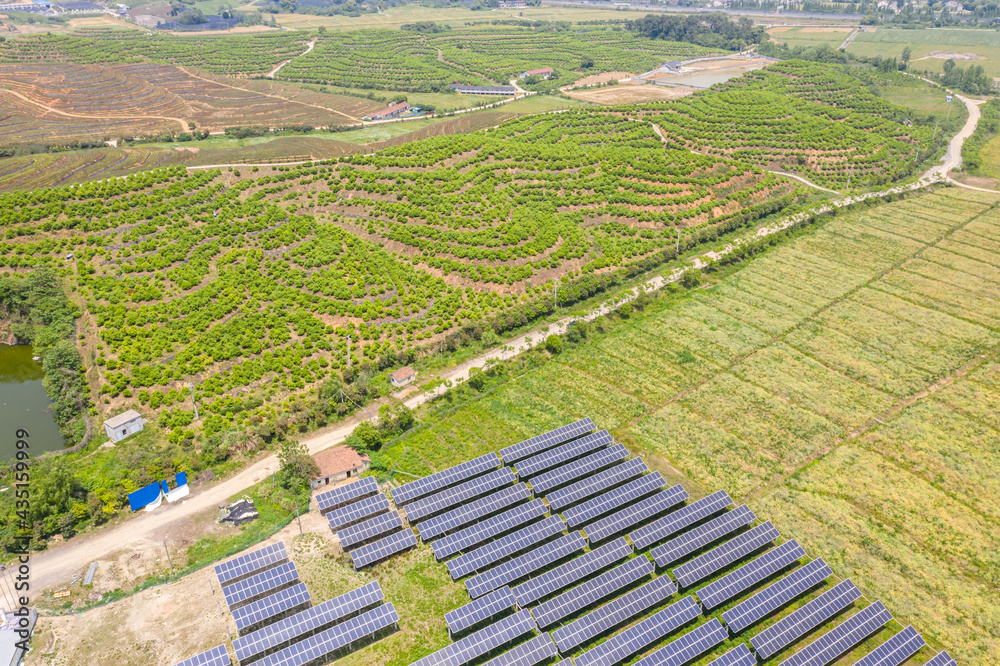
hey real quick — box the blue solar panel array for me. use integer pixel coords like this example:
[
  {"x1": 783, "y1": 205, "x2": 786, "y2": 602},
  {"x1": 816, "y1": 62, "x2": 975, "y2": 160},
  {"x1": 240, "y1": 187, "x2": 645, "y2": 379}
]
[
  {"x1": 546, "y1": 459, "x2": 649, "y2": 513},
  {"x1": 925, "y1": 651, "x2": 958, "y2": 666},
  {"x1": 563, "y1": 472, "x2": 665, "y2": 528},
  {"x1": 223, "y1": 561, "x2": 300, "y2": 610},
  {"x1": 405, "y1": 468, "x2": 516, "y2": 524},
  {"x1": 232, "y1": 582, "x2": 311, "y2": 632},
  {"x1": 351, "y1": 529, "x2": 417, "y2": 570},
  {"x1": 516, "y1": 430, "x2": 613, "y2": 478},
  {"x1": 215, "y1": 541, "x2": 289, "y2": 588},
  {"x1": 172, "y1": 644, "x2": 231, "y2": 666},
  {"x1": 434, "y1": 499, "x2": 548, "y2": 561},
  {"x1": 529, "y1": 444, "x2": 630, "y2": 495},
  {"x1": 705, "y1": 645, "x2": 756, "y2": 666},
  {"x1": 511, "y1": 537, "x2": 632, "y2": 606},
  {"x1": 326, "y1": 494, "x2": 391, "y2": 533},
  {"x1": 533, "y1": 555, "x2": 653, "y2": 629},
  {"x1": 339, "y1": 511, "x2": 405, "y2": 551},
  {"x1": 418, "y1": 484, "x2": 532, "y2": 541},
  {"x1": 411, "y1": 610, "x2": 538, "y2": 666},
  {"x1": 447, "y1": 515, "x2": 566, "y2": 580},
  {"x1": 552, "y1": 575, "x2": 677, "y2": 653},
  {"x1": 481, "y1": 634, "x2": 559, "y2": 666},
  {"x1": 672, "y1": 521, "x2": 779, "y2": 588},
  {"x1": 233, "y1": 582, "x2": 384, "y2": 662},
  {"x1": 316, "y1": 477, "x2": 380, "y2": 513},
  {"x1": 585, "y1": 484, "x2": 688, "y2": 543},
  {"x1": 751, "y1": 579, "x2": 862, "y2": 660},
  {"x1": 629, "y1": 490, "x2": 732, "y2": 551},
  {"x1": 723, "y1": 558, "x2": 833, "y2": 634},
  {"x1": 697, "y1": 539, "x2": 805, "y2": 610},
  {"x1": 253, "y1": 602, "x2": 399, "y2": 666},
  {"x1": 778, "y1": 601, "x2": 892, "y2": 666},
  {"x1": 466, "y1": 531, "x2": 587, "y2": 599},
  {"x1": 500, "y1": 418, "x2": 596, "y2": 463},
  {"x1": 573, "y1": 595, "x2": 701, "y2": 666},
  {"x1": 445, "y1": 586, "x2": 517, "y2": 635},
  {"x1": 393, "y1": 453, "x2": 502, "y2": 506},
  {"x1": 632, "y1": 619, "x2": 728, "y2": 666},
  {"x1": 854, "y1": 626, "x2": 926, "y2": 666},
  {"x1": 650, "y1": 504, "x2": 754, "y2": 567}
]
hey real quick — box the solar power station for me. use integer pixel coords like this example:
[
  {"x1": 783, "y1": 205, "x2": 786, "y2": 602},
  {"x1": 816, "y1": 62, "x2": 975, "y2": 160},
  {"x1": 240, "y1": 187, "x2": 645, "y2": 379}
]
[
  {"x1": 533, "y1": 555, "x2": 653, "y2": 629},
  {"x1": 671, "y1": 520, "x2": 779, "y2": 588},
  {"x1": 433, "y1": 499, "x2": 549, "y2": 561},
  {"x1": 215, "y1": 542, "x2": 290, "y2": 588},
  {"x1": 480, "y1": 634, "x2": 558, "y2": 666},
  {"x1": 584, "y1": 484, "x2": 688, "y2": 544},
  {"x1": 705, "y1": 645, "x2": 756, "y2": 666},
  {"x1": 629, "y1": 489, "x2": 732, "y2": 550},
  {"x1": 573, "y1": 595, "x2": 701, "y2": 666},
  {"x1": 418, "y1": 484, "x2": 533, "y2": 541},
  {"x1": 854, "y1": 626, "x2": 926, "y2": 666},
  {"x1": 315, "y1": 475, "x2": 411, "y2": 570},
  {"x1": 511, "y1": 537, "x2": 632, "y2": 606},
  {"x1": 326, "y1": 494, "x2": 392, "y2": 533},
  {"x1": 546, "y1": 459, "x2": 649, "y2": 513},
  {"x1": 466, "y1": 531, "x2": 587, "y2": 599},
  {"x1": 171, "y1": 644, "x2": 232, "y2": 666},
  {"x1": 223, "y1": 561, "x2": 301, "y2": 611},
  {"x1": 316, "y1": 476, "x2": 380, "y2": 514},
  {"x1": 529, "y1": 444, "x2": 630, "y2": 495},
  {"x1": 750, "y1": 579, "x2": 863, "y2": 660},
  {"x1": 392, "y1": 453, "x2": 503, "y2": 506},
  {"x1": 722, "y1": 557, "x2": 834, "y2": 634},
  {"x1": 445, "y1": 586, "x2": 518, "y2": 635},
  {"x1": 515, "y1": 430, "x2": 614, "y2": 479},
  {"x1": 405, "y1": 468, "x2": 517, "y2": 524},
  {"x1": 447, "y1": 515, "x2": 567, "y2": 580},
  {"x1": 499, "y1": 418, "x2": 596, "y2": 463},
  {"x1": 697, "y1": 539, "x2": 805, "y2": 610},
  {"x1": 777, "y1": 600, "x2": 891, "y2": 666},
  {"x1": 351, "y1": 528, "x2": 418, "y2": 570},
  {"x1": 412, "y1": 610, "x2": 538, "y2": 666},
  {"x1": 339, "y1": 511, "x2": 406, "y2": 552},
  {"x1": 631, "y1": 619, "x2": 728, "y2": 666},
  {"x1": 232, "y1": 582, "x2": 311, "y2": 634}
]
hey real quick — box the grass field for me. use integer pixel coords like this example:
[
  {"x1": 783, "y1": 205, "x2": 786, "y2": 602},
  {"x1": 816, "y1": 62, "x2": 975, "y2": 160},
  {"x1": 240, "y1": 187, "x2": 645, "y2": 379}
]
[
  {"x1": 379, "y1": 186, "x2": 1000, "y2": 664},
  {"x1": 848, "y1": 27, "x2": 1000, "y2": 77},
  {"x1": 765, "y1": 25, "x2": 854, "y2": 50}
]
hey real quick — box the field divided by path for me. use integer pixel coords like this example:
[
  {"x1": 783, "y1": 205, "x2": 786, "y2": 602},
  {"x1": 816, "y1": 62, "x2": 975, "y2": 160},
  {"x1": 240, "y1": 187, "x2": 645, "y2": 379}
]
[{"x1": 383, "y1": 187, "x2": 1000, "y2": 663}]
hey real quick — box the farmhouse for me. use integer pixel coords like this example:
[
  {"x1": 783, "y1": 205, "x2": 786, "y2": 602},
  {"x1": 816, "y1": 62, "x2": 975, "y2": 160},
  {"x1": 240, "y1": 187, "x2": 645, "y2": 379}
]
[
  {"x1": 519, "y1": 67, "x2": 554, "y2": 80},
  {"x1": 104, "y1": 409, "x2": 144, "y2": 442},
  {"x1": 311, "y1": 446, "x2": 371, "y2": 489},
  {"x1": 364, "y1": 102, "x2": 411, "y2": 121},
  {"x1": 389, "y1": 366, "x2": 417, "y2": 388},
  {"x1": 448, "y1": 84, "x2": 517, "y2": 95}
]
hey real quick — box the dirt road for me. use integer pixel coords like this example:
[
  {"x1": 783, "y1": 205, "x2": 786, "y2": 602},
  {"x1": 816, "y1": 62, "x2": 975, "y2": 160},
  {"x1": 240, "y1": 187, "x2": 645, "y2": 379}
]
[{"x1": 266, "y1": 40, "x2": 314, "y2": 79}]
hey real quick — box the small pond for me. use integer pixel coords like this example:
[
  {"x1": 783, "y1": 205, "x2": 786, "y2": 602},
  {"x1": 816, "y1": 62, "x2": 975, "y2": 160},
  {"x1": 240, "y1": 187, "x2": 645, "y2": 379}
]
[{"x1": 0, "y1": 345, "x2": 69, "y2": 461}]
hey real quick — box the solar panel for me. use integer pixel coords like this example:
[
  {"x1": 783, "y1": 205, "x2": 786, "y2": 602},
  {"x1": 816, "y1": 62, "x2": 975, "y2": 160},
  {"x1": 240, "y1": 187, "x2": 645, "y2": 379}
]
[
  {"x1": 172, "y1": 644, "x2": 231, "y2": 666},
  {"x1": 393, "y1": 453, "x2": 502, "y2": 506},
  {"x1": 448, "y1": 515, "x2": 566, "y2": 580},
  {"x1": 704, "y1": 644, "x2": 756, "y2": 666},
  {"x1": 722, "y1": 558, "x2": 833, "y2": 634},
  {"x1": 234, "y1": 582, "x2": 384, "y2": 662},
  {"x1": 339, "y1": 511, "x2": 405, "y2": 551},
  {"x1": 232, "y1": 582, "x2": 311, "y2": 633},
  {"x1": 500, "y1": 418, "x2": 596, "y2": 463},
  {"x1": 585, "y1": 485, "x2": 688, "y2": 544},
  {"x1": 530, "y1": 444, "x2": 630, "y2": 495},
  {"x1": 224, "y1": 561, "x2": 300, "y2": 610},
  {"x1": 779, "y1": 601, "x2": 892, "y2": 666},
  {"x1": 434, "y1": 499, "x2": 549, "y2": 561},
  {"x1": 750, "y1": 579, "x2": 862, "y2": 660},
  {"x1": 406, "y1": 469, "x2": 516, "y2": 524},
  {"x1": 445, "y1": 587, "x2": 518, "y2": 635},
  {"x1": 418, "y1": 484, "x2": 533, "y2": 541},
  {"x1": 516, "y1": 430, "x2": 614, "y2": 478},
  {"x1": 630, "y1": 490, "x2": 733, "y2": 551},
  {"x1": 563, "y1": 472, "x2": 665, "y2": 528},
  {"x1": 573, "y1": 595, "x2": 701, "y2": 666},
  {"x1": 672, "y1": 521, "x2": 780, "y2": 588},
  {"x1": 650, "y1": 505, "x2": 754, "y2": 568},
  {"x1": 632, "y1": 619, "x2": 728, "y2": 666},
  {"x1": 512, "y1": 537, "x2": 632, "y2": 606},
  {"x1": 481, "y1": 634, "x2": 559, "y2": 666},
  {"x1": 925, "y1": 651, "x2": 958, "y2": 666},
  {"x1": 533, "y1": 555, "x2": 653, "y2": 629},
  {"x1": 215, "y1": 541, "x2": 288, "y2": 588},
  {"x1": 546, "y1": 459, "x2": 649, "y2": 513},
  {"x1": 552, "y1": 576, "x2": 678, "y2": 654},
  {"x1": 697, "y1": 539, "x2": 805, "y2": 610},
  {"x1": 326, "y1": 494, "x2": 391, "y2": 533},
  {"x1": 466, "y1": 532, "x2": 587, "y2": 599},
  {"x1": 316, "y1": 476, "x2": 380, "y2": 513},
  {"x1": 411, "y1": 610, "x2": 538, "y2": 666},
  {"x1": 854, "y1": 626, "x2": 926, "y2": 666},
  {"x1": 351, "y1": 529, "x2": 417, "y2": 569},
  {"x1": 252, "y1": 602, "x2": 399, "y2": 666}
]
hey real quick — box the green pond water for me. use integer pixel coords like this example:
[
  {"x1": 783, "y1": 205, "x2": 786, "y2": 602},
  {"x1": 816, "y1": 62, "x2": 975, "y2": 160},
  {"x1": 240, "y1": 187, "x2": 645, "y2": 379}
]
[{"x1": 0, "y1": 345, "x2": 68, "y2": 461}]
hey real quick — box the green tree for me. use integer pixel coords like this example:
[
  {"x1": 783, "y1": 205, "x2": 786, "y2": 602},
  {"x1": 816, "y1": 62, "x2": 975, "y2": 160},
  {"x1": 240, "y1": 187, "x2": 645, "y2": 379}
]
[
  {"x1": 545, "y1": 334, "x2": 563, "y2": 354},
  {"x1": 278, "y1": 439, "x2": 318, "y2": 489},
  {"x1": 680, "y1": 269, "x2": 703, "y2": 289}
]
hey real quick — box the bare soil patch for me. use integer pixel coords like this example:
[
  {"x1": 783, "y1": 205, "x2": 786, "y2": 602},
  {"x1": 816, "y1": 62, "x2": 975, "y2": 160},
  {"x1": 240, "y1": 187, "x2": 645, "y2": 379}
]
[
  {"x1": 568, "y1": 71, "x2": 634, "y2": 88},
  {"x1": 568, "y1": 84, "x2": 695, "y2": 105},
  {"x1": 924, "y1": 50, "x2": 981, "y2": 60}
]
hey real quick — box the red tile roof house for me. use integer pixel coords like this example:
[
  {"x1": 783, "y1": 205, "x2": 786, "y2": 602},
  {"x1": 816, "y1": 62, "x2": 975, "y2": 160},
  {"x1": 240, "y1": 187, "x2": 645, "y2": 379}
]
[
  {"x1": 518, "y1": 67, "x2": 554, "y2": 80},
  {"x1": 311, "y1": 446, "x2": 371, "y2": 490},
  {"x1": 389, "y1": 366, "x2": 416, "y2": 388},
  {"x1": 364, "y1": 101, "x2": 411, "y2": 121}
]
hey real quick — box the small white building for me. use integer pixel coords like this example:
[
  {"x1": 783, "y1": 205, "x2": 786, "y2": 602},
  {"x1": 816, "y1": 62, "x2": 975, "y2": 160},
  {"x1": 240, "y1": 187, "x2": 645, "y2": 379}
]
[
  {"x1": 389, "y1": 366, "x2": 417, "y2": 388},
  {"x1": 104, "y1": 409, "x2": 144, "y2": 442}
]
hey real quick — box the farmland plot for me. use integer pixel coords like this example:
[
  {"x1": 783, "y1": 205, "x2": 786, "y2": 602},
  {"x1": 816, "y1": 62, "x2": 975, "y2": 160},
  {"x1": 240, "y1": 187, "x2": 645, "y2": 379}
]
[{"x1": 382, "y1": 186, "x2": 1000, "y2": 662}]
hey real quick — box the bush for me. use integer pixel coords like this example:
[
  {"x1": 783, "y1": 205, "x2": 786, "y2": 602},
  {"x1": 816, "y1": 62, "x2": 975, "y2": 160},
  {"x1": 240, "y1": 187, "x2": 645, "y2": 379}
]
[
  {"x1": 681, "y1": 269, "x2": 703, "y2": 289},
  {"x1": 545, "y1": 334, "x2": 564, "y2": 355}
]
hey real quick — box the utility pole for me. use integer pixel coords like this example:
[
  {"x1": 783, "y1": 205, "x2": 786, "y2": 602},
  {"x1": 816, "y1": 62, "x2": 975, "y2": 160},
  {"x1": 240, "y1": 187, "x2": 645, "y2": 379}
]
[
  {"x1": 163, "y1": 541, "x2": 173, "y2": 570},
  {"x1": 846, "y1": 166, "x2": 853, "y2": 191},
  {"x1": 554, "y1": 280, "x2": 558, "y2": 309},
  {"x1": 440, "y1": 339, "x2": 444, "y2": 364},
  {"x1": 676, "y1": 228, "x2": 681, "y2": 254},
  {"x1": 347, "y1": 335, "x2": 351, "y2": 369},
  {"x1": 188, "y1": 383, "x2": 199, "y2": 421},
  {"x1": 295, "y1": 503, "x2": 302, "y2": 535},
  {"x1": 946, "y1": 97, "x2": 954, "y2": 122}
]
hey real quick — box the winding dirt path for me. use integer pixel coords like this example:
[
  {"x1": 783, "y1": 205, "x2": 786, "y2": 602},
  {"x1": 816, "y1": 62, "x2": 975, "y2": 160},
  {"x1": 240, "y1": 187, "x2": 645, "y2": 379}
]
[
  {"x1": 0, "y1": 88, "x2": 190, "y2": 132},
  {"x1": 267, "y1": 40, "x2": 314, "y2": 79}
]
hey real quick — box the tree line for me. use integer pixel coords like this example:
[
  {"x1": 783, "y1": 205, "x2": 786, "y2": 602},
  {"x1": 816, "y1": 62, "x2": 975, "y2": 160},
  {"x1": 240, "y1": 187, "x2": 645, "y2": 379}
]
[{"x1": 626, "y1": 13, "x2": 766, "y2": 51}]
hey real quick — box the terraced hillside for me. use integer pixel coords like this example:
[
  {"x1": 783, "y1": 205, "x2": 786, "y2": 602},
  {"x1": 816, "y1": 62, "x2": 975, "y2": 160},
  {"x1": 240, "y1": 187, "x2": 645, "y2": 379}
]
[
  {"x1": 643, "y1": 60, "x2": 937, "y2": 189},
  {"x1": 378, "y1": 186, "x2": 1000, "y2": 665},
  {"x1": 0, "y1": 111, "x2": 798, "y2": 433}
]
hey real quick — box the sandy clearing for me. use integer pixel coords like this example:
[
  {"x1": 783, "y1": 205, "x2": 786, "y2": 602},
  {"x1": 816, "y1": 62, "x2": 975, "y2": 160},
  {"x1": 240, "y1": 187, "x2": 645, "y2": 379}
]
[{"x1": 568, "y1": 84, "x2": 695, "y2": 105}]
